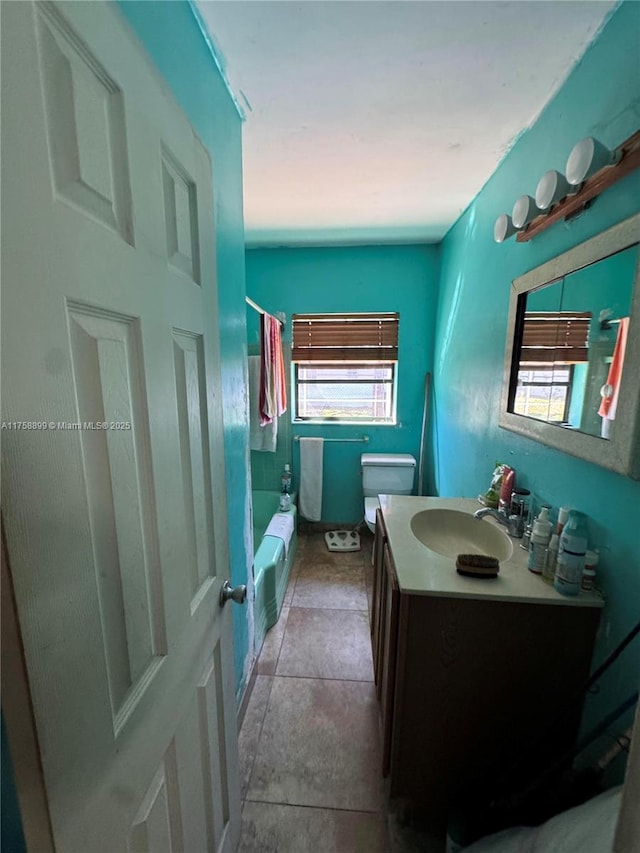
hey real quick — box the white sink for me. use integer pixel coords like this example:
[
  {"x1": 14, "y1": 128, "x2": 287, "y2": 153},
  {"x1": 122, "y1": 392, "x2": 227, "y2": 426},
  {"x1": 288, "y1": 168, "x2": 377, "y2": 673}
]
[{"x1": 410, "y1": 508, "x2": 514, "y2": 561}]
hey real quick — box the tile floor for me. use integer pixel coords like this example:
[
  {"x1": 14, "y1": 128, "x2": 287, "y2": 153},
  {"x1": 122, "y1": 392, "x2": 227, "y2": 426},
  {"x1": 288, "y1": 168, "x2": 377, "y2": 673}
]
[{"x1": 237, "y1": 528, "x2": 390, "y2": 852}]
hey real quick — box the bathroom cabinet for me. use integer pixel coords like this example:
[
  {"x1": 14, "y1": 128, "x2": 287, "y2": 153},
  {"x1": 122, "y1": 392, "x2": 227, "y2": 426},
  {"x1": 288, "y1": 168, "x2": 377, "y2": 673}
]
[
  {"x1": 372, "y1": 501, "x2": 602, "y2": 849},
  {"x1": 371, "y1": 532, "x2": 400, "y2": 776}
]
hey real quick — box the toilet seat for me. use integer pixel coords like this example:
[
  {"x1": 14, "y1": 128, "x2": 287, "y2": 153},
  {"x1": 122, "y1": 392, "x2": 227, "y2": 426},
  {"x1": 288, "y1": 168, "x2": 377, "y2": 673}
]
[{"x1": 365, "y1": 496, "x2": 379, "y2": 529}]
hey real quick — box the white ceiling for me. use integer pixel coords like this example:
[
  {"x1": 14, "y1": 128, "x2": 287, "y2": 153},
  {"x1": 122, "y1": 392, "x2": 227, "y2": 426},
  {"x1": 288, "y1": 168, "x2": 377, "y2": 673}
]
[{"x1": 196, "y1": 1, "x2": 618, "y2": 246}]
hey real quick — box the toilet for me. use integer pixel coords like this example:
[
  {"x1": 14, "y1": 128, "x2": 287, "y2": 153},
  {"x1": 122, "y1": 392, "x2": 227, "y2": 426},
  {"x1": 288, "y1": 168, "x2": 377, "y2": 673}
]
[{"x1": 361, "y1": 453, "x2": 417, "y2": 534}]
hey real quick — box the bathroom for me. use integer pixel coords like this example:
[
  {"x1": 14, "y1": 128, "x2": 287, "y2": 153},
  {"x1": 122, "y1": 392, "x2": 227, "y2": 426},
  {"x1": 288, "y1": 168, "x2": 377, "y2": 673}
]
[
  {"x1": 238, "y1": 0, "x2": 639, "y2": 837},
  {"x1": 131, "y1": 5, "x2": 639, "y2": 736},
  {"x1": 2, "y1": 1, "x2": 640, "y2": 851},
  {"x1": 239, "y1": 69, "x2": 639, "y2": 853}
]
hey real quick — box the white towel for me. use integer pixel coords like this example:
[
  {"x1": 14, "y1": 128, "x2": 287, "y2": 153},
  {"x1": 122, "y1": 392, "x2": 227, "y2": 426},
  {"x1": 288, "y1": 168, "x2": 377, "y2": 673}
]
[
  {"x1": 299, "y1": 437, "x2": 323, "y2": 521},
  {"x1": 249, "y1": 356, "x2": 277, "y2": 452},
  {"x1": 265, "y1": 511, "x2": 295, "y2": 556}
]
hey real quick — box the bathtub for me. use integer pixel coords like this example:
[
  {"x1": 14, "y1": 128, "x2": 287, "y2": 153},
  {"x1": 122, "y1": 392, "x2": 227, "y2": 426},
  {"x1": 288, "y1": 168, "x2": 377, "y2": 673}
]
[{"x1": 252, "y1": 490, "x2": 298, "y2": 654}]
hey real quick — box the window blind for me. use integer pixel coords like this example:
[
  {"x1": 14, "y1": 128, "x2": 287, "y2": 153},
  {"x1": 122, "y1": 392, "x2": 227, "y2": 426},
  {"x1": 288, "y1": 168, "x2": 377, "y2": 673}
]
[
  {"x1": 292, "y1": 312, "x2": 399, "y2": 362},
  {"x1": 520, "y1": 311, "x2": 591, "y2": 364}
]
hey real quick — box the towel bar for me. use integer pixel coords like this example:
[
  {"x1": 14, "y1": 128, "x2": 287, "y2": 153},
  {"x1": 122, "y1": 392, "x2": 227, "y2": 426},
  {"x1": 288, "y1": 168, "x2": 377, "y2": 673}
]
[{"x1": 293, "y1": 435, "x2": 369, "y2": 443}]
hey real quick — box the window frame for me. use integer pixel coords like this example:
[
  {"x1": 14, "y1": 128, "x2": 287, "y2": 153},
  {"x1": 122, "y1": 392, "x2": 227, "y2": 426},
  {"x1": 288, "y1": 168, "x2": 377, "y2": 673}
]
[
  {"x1": 291, "y1": 312, "x2": 399, "y2": 425},
  {"x1": 513, "y1": 365, "x2": 574, "y2": 423},
  {"x1": 293, "y1": 361, "x2": 398, "y2": 424}
]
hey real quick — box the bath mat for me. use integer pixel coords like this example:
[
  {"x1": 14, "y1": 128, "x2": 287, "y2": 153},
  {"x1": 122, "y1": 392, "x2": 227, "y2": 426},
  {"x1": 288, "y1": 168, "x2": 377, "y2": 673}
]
[{"x1": 324, "y1": 530, "x2": 361, "y2": 552}]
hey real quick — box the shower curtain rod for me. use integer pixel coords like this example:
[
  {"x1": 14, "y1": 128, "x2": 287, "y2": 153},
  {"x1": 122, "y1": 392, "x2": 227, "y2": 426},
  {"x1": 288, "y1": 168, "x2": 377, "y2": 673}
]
[
  {"x1": 294, "y1": 435, "x2": 369, "y2": 443},
  {"x1": 245, "y1": 296, "x2": 284, "y2": 326}
]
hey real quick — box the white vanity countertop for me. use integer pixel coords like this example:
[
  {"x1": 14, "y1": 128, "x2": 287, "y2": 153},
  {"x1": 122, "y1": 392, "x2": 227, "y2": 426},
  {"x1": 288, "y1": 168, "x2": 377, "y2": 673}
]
[{"x1": 379, "y1": 495, "x2": 604, "y2": 608}]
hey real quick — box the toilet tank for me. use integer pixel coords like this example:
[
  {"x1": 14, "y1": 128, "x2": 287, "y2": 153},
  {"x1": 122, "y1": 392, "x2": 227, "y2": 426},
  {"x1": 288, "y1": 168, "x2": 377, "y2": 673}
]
[{"x1": 361, "y1": 453, "x2": 416, "y2": 497}]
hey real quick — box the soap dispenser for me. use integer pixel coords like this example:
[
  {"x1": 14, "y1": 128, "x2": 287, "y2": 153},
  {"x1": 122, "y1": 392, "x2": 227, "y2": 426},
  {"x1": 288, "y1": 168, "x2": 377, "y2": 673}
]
[{"x1": 527, "y1": 506, "x2": 552, "y2": 574}]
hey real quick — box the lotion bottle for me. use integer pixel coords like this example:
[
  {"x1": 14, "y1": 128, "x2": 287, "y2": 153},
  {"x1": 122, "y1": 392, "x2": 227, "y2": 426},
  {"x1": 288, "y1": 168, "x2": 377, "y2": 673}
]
[
  {"x1": 527, "y1": 506, "x2": 552, "y2": 574},
  {"x1": 555, "y1": 511, "x2": 588, "y2": 596},
  {"x1": 542, "y1": 533, "x2": 559, "y2": 584}
]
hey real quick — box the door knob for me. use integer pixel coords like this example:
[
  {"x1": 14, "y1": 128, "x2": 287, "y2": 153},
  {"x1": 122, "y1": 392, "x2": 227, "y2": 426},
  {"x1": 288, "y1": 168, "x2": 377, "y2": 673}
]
[{"x1": 220, "y1": 580, "x2": 247, "y2": 607}]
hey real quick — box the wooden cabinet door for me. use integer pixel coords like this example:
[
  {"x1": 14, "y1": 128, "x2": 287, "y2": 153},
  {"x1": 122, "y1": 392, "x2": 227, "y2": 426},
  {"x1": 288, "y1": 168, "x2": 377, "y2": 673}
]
[
  {"x1": 371, "y1": 508, "x2": 387, "y2": 692},
  {"x1": 380, "y1": 545, "x2": 400, "y2": 777}
]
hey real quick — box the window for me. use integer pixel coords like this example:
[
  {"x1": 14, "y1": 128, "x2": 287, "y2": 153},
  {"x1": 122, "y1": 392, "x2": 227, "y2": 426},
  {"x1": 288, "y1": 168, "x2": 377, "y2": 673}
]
[
  {"x1": 292, "y1": 312, "x2": 399, "y2": 422},
  {"x1": 514, "y1": 367, "x2": 573, "y2": 422},
  {"x1": 513, "y1": 310, "x2": 591, "y2": 423}
]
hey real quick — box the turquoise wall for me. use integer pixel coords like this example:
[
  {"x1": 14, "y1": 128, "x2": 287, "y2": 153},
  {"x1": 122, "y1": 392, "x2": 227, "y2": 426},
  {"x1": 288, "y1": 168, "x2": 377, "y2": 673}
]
[
  {"x1": 434, "y1": 0, "x2": 640, "y2": 768},
  {"x1": 117, "y1": 2, "x2": 253, "y2": 696},
  {"x1": 245, "y1": 245, "x2": 441, "y2": 522}
]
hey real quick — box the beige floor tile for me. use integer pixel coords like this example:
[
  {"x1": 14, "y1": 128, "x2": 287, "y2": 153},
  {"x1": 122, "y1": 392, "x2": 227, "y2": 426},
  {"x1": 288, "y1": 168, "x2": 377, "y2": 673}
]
[
  {"x1": 239, "y1": 801, "x2": 388, "y2": 853},
  {"x1": 276, "y1": 607, "x2": 374, "y2": 681},
  {"x1": 255, "y1": 606, "x2": 290, "y2": 675},
  {"x1": 293, "y1": 562, "x2": 368, "y2": 610},
  {"x1": 283, "y1": 571, "x2": 297, "y2": 606},
  {"x1": 238, "y1": 676, "x2": 273, "y2": 798},
  {"x1": 361, "y1": 529, "x2": 374, "y2": 553},
  {"x1": 294, "y1": 530, "x2": 315, "y2": 551},
  {"x1": 297, "y1": 548, "x2": 361, "y2": 572},
  {"x1": 300, "y1": 533, "x2": 362, "y2": 563},
  {"x1": 246, "y1": 676, "x2": 383, "y2": 813},
  {"x1": 363, "y1": 556, "x2": 374, "y2": 617}
]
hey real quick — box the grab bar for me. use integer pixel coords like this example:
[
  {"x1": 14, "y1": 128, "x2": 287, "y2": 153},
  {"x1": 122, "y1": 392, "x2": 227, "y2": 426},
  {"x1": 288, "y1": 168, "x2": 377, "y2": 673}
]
[{"x1": 293, "y1": 435, "x2": 369, "y2": 443}]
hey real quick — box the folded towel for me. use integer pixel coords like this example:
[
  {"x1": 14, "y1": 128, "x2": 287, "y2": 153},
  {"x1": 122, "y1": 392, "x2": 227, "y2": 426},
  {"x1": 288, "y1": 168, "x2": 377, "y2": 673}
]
[
  {"x1": 299, "y1": 437, "x2": 323, "y2": 521},
  {"x1": 249, "y1": 356, "x2": 277, "y2": 452},
  {"x1": 265, "y1": 511, "x2": 295, "y2": 556}
]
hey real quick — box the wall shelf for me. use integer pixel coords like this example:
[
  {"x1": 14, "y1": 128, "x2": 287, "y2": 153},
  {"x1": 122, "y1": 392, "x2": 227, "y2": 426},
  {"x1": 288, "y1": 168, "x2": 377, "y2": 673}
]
[{"x1": 517, "y1": 129, "x2": 640, "y2": 242}]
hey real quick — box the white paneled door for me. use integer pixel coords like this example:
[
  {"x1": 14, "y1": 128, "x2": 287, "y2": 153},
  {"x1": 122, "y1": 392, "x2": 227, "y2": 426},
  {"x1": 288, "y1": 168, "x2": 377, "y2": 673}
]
[{"x1": 1, "y1": 2, "x2": 241, "y2": 850}]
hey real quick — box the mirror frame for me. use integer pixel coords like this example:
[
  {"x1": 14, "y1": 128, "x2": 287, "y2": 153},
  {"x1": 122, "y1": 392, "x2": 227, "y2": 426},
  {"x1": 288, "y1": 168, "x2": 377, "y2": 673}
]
[{"x1": 499, "y1": 213, "x2": 640, "y2": 479}]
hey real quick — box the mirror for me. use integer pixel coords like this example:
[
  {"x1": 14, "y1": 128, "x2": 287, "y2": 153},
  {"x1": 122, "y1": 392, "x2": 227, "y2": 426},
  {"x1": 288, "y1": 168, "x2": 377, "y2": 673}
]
[
  {"x1": 509, "y1": 244, "x2": 637, "y2": 437},
  {"x1": 499, "y1": 214, "x2": 640, "y2": 478}
]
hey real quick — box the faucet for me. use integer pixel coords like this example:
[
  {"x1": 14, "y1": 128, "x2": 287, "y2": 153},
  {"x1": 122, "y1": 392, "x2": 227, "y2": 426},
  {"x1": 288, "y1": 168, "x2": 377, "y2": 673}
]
[
  {"x1": 474, "y1": 506, "x2": 510, "y2": 526},
  {"x1": 474, "y1": 506, "x2": 523, "y2": 538}
]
